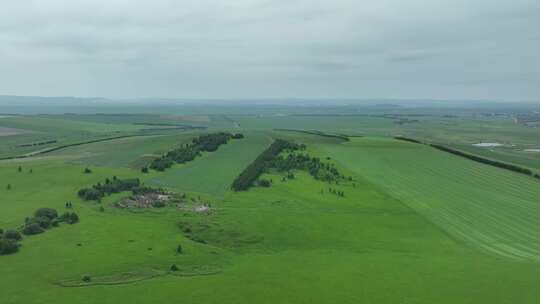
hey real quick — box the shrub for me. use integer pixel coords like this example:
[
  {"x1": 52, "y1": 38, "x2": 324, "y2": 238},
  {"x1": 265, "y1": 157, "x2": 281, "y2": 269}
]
[
  {"x1": 78, "y1": 188, "x2": 103, "y2": 201},
  {"x1": 69, "y1": 213, "x2": 79, "y2": 224},
  {"x1": 23, "y1": 223, "x2": 45, "y2": 235},
  {"x1": 60, "y1": 212, "x2": 79, "y2": 224},
  {"x1": 152, "y1": 200, "x2": 166, "y2": 208},
  {"x1": 3, "y1": 230, "x2": 22, "y2": 241},
  {"x1": 0, "y1": 238, "x2": 19, "y2": 255},
  {"x1": 141, "y1": 167, "x2": 149, "y2": 173},
  {"x1": 34, "y1": 208, "x2": 58, "y2": 220},
  {"x1": 28, "y1": 216, "x2": 52, "y2": 229},
  {"x1": 258, "y1": 179, "x2": 271, "y2": 187},
  {"x1": 170, "y1": 264, "x2": 179, "y2": 272},
  {"x1": 176, "y1": 244, "x2": 183, "y2": 254},
  {"x1": 82, "y1": 275, "x2": 91, "y2": 282},
  {"x1": 83, "y1": 168, "x2": 92, "y2": 174}
]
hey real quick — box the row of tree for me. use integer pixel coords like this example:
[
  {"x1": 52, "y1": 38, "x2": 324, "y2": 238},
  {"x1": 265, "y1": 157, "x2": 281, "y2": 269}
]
[
  {"x1": 231, "y1": 139, "x2": 304, "y2": 191},
  {"x1": 430, "y1": 144, "x2": 534, "y2": 176},
  {"x1": 78, "y1": 176, "x2": 141, "y2": 201},
  {"x1": 394, "y1": 136, "x2": 540, "y2": 180},
  {"x1": 149, "y1": 132, "x2": 243, "y2": 171}
]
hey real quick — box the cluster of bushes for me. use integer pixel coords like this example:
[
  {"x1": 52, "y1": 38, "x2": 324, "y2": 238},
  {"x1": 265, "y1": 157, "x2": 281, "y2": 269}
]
[
  {"x1": 1, "y1": 208, "x2": 79, "y2": 256},
  {"x1": 78, "y1": 177, "x2": 140, "y2": 201},
  {"x1": 131, "y1": 185, "x2": 165, "y2": 195},
  {"x1": 270, "y1": 153, "x2": 343, "y2": 183},
  {"x1": 231, "y1": 139, "x2": 304, "y2": 191},
  {"x1": 149, "y1": 132, "x2": 241, "y2": 171},
  {"x1": 23, "y1": 208, "x2": 79, "y2": 236},
  {"x1": 0, "y1": 229, "x2": 22, "y2": 255}
]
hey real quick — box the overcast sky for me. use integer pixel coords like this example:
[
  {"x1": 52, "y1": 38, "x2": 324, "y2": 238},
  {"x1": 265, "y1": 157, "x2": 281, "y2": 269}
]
[{"x1": 0, "y1": 0, "x2": 539, "y2": 101}]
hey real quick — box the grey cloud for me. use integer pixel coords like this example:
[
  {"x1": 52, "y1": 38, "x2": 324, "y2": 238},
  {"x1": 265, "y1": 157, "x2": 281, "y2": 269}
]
[{"x1": 0, "y1": 0, "x2": 539, "y2": 101}]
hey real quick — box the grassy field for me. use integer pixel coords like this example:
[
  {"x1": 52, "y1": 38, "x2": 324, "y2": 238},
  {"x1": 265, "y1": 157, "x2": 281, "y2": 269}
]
[
  {"x1": 148, "y1": 132, "x2": 272, "y2": 195},
  {"x1": 3, "y1": 150, "x2": 540, "y2": 303},
  {"x1": 2, "y1": 110, "x2": 540, "y2": 303},
  {"x1": 320, "y1": 137, "x2": 540, "y2": 261},
  {"x1": 45, "y1": 134, "x2": 193, "y2": 168}
]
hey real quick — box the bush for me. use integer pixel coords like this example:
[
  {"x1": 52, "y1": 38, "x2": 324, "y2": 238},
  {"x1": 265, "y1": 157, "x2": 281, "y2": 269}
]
[
  {"x1": 34, "y1": 208, "x2": 58, "y2": 220},
  {"x1": 258, "y1": 179, "x2": 271, "y2": 187},
  {"x1": 60, "y1": 212, "x2": 79, "y2": 224},
  {"x1": 78, "y1": 188, "x2": 103, "y2": 201},
  {"x1": 0, "y1": 238, "x2": 19, "y2": 255},
  {"x1": 84, "y1": 168, "x2": 92, "y2": 174},
  {"x1": 170, "y1": 264, "x2": 179, "y2": 272},
  {"x1": 176, "y1": 244, "x2": 183, "y2": 254},
  {"x1": 3, "y1": 229, "x2": 22, "y2": 241},
  {"x1": 23, "y1": 223, "x2": 45, "y2": 235},
  {"x1": 152, "y1": 200, "x2": 166, "y2": 208},
  {"x1": 82, "y1": 275, "x2": 91, "y2": 282},
  {"x1": 28, "y1": 216, "x2": 52, "y2": 229}
]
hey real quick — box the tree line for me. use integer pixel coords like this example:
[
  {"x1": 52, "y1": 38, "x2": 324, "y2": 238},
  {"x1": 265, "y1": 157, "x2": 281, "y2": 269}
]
[
  {"x1": 78, "y1": 176, "x2": 141, "y2": 201},
  {"x1": 231, "y1": 139, "x2": 346, "y2": 191},
  {"x1": 430, "y1": 144, "x2": 534, "y2": 176},
  {"x1": 148, "y1": 132, "x2": 243, "y2": 172},
  {"x1": 231, "y1": 139, "x2": 301, "y2": 191},
  {"x1": 395, "y1": 136, "x2": 540, "y2": 180}
]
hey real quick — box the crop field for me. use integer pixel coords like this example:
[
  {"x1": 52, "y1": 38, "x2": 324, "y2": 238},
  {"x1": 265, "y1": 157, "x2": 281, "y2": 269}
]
[
  {"x1": 320, "y1": 137, "x2": 540, "y2": 261},
  {"x1": 2, "y1": 107, "x2": 540, "y2": 304}
]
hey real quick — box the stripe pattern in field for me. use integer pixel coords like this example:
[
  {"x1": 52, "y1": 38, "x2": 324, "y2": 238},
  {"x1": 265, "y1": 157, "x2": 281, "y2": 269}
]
[{"x1": 321, "y1": 138, "x2": 540, "y2": 261}]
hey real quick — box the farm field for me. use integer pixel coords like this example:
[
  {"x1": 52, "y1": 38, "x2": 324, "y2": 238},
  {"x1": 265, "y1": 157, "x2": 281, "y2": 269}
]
[
  {"x1": 1, "y1": 107, "x2": 540, "y2": 304},
  {"x1": 320, "y1": 137, "x2": 540, "y2": 260}
]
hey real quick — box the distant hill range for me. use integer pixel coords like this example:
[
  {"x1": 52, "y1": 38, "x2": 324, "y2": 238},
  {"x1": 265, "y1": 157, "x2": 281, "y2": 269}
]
[{"x1": 0, "y1": 95, "x2": 538, "y2": 114}]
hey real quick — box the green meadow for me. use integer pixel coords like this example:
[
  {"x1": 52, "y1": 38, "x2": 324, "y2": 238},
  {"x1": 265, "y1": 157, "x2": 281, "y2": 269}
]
[{"x1": 2, "y1": 110, "x2": 540, "y2": 303}]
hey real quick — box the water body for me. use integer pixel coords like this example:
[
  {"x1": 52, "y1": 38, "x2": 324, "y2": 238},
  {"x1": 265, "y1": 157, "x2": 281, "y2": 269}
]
[{"x1": 472, "y1": 142, "x2": 503, "y2": 147}]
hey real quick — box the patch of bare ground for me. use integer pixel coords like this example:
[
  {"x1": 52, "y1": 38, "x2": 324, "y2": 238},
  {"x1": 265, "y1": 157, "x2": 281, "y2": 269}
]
[
  {"x1": 115, "y1": 193, "x2": 172, "y2": 209},
  {"x1": 0, "y1": 127, "x2": 30, "y2": 136}
]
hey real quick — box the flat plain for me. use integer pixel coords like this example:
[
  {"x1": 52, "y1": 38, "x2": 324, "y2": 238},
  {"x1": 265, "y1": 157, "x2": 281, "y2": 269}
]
[{"x1": 2, "y1": 105, "x2": 540, "y2": 304}]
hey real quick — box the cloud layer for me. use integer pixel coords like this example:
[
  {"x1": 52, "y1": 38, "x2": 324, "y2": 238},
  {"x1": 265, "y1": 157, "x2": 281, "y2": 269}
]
[{"x1": 1, "y1": 0, "x2": 539, "y2": 100}]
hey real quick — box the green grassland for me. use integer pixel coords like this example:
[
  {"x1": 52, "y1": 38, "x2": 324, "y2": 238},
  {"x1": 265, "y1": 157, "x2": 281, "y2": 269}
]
[
  {"x1": 2, "y1": 110, "x2": 540, "y2": 303},
  {"x1": 320, "y1": 137, "x2": 540, "y2": 261},
  {"x1": 148, "y1": 132, "x2": 272, "y2": 195},
  {"x1": 0, "y1": 115, "x2": 151, "y2": 158},
  {"x1": 45, "y1": 134, "x2": 195, "y2": 168}
]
